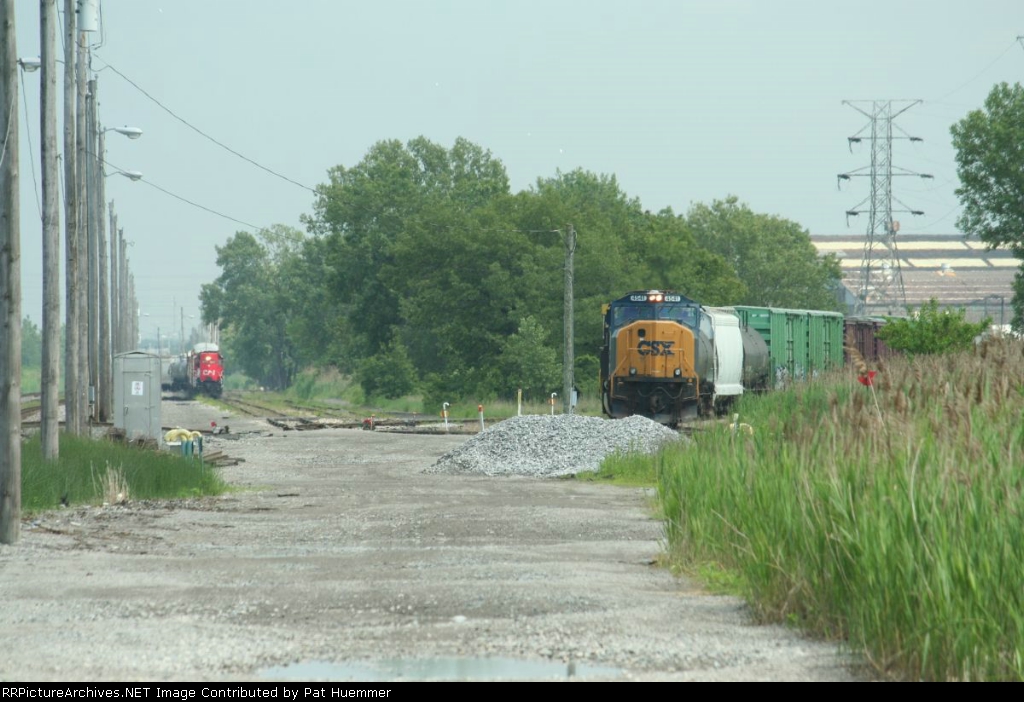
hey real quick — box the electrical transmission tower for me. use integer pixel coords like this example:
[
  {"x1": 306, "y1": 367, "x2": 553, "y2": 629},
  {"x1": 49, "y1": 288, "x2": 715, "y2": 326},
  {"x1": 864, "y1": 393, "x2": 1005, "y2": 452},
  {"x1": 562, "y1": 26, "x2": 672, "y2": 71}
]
[{"x1": 837, "y1": 100, "x2": 933, "y2": 316}]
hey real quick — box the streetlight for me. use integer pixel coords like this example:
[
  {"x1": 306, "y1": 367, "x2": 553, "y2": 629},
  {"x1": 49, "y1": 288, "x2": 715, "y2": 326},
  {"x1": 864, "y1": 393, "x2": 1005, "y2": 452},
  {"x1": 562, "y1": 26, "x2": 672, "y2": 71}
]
[
  {"x1": 102, "y1": 125, "x2": 143, "y2": 140},
  {"x1": 17, "y1": 56, "x2": 41, "y2": 72},
  {"x1": 105, "y1": 169, "x2": 143, "y2": 181}
]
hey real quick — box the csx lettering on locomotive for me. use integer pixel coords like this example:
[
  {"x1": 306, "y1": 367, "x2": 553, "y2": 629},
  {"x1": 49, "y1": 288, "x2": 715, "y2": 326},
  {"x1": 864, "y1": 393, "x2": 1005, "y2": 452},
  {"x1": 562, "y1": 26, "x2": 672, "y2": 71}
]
[{"x1": 637, "y1": 340, "x2": 675, "y2": 356}]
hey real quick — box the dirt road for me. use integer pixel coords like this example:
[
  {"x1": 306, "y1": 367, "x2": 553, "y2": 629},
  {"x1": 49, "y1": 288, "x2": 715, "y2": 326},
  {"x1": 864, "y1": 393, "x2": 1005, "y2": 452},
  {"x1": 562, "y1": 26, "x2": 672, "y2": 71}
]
[{"x1": 0, "y1": 400, "x2": 868, "y2": 682}]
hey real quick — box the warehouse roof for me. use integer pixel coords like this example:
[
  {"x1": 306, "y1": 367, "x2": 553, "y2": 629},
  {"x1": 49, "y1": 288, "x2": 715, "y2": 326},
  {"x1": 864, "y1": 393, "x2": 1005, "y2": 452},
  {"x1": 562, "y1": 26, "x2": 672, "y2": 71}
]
[{"x1": 811, "y1": 234, "x2": 1017, "y2": 323}]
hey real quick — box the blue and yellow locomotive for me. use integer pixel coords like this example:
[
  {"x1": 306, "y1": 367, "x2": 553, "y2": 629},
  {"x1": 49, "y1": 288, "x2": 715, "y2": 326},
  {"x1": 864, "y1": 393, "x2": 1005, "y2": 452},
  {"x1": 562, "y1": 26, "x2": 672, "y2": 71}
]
[{"x1": 600, "y1": 290, "x2": 771, "y2": 426}]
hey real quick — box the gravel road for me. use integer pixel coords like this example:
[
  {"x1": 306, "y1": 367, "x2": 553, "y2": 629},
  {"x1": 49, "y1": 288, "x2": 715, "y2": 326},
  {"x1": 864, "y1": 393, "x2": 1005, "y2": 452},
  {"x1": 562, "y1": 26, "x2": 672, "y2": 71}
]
[{"x1": 0, "y1": 400, "x2": 871, "y2": 682}]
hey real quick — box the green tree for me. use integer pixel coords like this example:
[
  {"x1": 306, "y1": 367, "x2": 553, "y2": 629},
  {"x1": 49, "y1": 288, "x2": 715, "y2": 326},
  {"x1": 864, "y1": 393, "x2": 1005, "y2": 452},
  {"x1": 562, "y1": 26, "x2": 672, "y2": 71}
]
[
  {"x1": 498, "y1": 315, "x2": 561, "y2": 400},
  {"x1": 358, "y1": 339, "x2": 416, "y2": 400},
  {"x1": 384, "y1": 198, "x2": 540, "y2": 391},
  {"x1": 308, "y1": 136, "x2": 511, "y2": 361},
  {"x1": 200, "y1": 226, "x2": 309, "y2": 389},
  {"x1": 635, "y1": 209, "x2": 743, "y2": 305},
  {"x1": 684, "y1": 196, "x2": 842, "y2": 310},
  {"x1": 951, "y1": 82, "x2": 1024, "y2": 249},
  {"x1": 877, "y1": 299, "x2": 989, "y2": 355},
  {"x1": 951, "y1": 82, "x2": 1024, "y2": 328}
]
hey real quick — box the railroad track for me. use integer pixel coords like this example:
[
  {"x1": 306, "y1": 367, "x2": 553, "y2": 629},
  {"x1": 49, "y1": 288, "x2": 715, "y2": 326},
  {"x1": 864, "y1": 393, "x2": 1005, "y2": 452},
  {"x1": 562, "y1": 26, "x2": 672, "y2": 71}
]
[
  {"x1": 282, "y1": 399, "x2": 356, "y2": 419},
  {"x1": 218, "y1": 393, "x2": 316, "y2": 420},
  {"x1": 19, "y1": 393, "x2": 59, "y2": 423},
  {"x1": 216, "y1": 391, "x2": 701, "y2": 437}
]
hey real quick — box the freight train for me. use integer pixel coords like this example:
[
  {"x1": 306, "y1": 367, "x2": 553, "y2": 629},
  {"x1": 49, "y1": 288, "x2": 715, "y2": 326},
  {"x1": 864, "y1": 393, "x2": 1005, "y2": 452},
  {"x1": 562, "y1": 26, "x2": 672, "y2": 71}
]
[
  {"x1": 600, "y1": 290, "x2": 849, "y2": 426},
  {"x1": 167, "y1": 342, "x2": 225, "y2": 398}
]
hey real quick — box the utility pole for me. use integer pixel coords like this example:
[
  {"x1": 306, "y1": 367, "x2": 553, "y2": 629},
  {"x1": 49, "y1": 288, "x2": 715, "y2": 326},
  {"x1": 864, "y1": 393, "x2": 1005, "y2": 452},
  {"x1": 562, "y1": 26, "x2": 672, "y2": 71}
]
[
  {"x1": 40, "y1": 0, "x2": 61, "y2": 459},
  {"x1": 1, "y1": 0, "x2": 23, "y2": 545},
  {"x1": 562, "y1": 224, "x2": 576, "y2": 415},
  {"x1": 118, "y1": 228, "x2": 127, "y2": 351},
  {"x1": 98, "y1": 129, "x2": 110, "y2": 421},
  {"x1": 838, "y1": 100, "x2": 933, "y2": 316},
  {"x1": 109, "y1": 203, "x2": 117, "y2": 352},
  {"x1": 119, "y1": 229, "x2": 130, "y2": 350},
  {"x1": 76, "y1": 30, "x2": 89, "y2": 425},
  {"x1": 63, "y1": 0, "x2": 80, "y2": 434},
  {"x1": 128, "y1": 272, "x2": 137, "y2": 347},
  {"x1": 86, "y1": 77, "x2": 98, "y2": 421}
]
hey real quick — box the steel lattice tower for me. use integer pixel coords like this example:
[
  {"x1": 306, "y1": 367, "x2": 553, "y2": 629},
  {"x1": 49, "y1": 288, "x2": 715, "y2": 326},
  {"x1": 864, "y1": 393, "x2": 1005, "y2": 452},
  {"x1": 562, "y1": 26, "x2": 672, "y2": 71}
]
[{"x1": 838, "y1": 100, "x2": 932, "y2": 316}]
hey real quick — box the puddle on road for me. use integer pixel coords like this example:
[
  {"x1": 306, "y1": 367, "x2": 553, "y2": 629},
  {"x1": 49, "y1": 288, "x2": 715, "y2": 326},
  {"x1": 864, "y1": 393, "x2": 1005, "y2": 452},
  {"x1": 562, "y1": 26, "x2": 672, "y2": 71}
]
[{"x1": 261, "y1": 656, "x2": 624, "y2": 681}]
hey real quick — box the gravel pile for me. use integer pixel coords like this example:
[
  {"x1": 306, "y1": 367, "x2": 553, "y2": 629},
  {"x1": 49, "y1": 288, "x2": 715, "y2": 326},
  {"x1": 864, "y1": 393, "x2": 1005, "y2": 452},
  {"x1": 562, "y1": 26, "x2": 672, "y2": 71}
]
[{"x1": 427, "y1": 413, "x2": 685, "y2": 478}]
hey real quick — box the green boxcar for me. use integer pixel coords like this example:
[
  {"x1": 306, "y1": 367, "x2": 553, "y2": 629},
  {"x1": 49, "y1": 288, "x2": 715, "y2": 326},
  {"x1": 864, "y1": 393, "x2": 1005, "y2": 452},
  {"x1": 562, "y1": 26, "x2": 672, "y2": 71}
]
[
  {"x1": 807, "y1": 310, "x2": 845, "y2": 376},
  {"x1": 733, "y1": 306, "x2": 844, "y2": 385}
]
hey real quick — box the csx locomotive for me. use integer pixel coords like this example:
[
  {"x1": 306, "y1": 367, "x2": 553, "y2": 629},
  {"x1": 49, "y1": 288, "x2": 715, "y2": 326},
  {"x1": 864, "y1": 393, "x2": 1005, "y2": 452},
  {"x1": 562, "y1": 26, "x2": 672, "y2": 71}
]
[{"x1": 600, "y1": 290, "x2": 845, "y2": 426}]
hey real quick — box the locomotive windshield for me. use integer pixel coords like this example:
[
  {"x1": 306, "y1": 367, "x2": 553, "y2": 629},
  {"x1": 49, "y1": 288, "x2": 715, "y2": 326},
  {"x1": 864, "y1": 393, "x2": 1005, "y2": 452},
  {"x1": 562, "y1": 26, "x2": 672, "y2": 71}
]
[
  {"x1": 612, "y1": 303, "x2": 697, "y2": 329},
  {"x1": 656, "y1": 304, "x2": 698, "y2": 327}
]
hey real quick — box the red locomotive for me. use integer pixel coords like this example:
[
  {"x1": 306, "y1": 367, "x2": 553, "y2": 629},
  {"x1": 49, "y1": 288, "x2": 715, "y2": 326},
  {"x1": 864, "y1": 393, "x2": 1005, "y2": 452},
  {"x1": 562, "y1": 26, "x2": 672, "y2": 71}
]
[{"x1": 168, "y1": 342, "x2": 225, "y2": 398}]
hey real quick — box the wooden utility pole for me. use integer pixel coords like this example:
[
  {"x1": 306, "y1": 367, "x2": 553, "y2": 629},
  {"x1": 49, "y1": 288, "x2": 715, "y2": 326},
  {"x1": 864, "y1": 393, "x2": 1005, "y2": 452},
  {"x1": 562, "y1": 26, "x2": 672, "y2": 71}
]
[
  {"x1": 1, "y1": 0, "x2": 23, "y2": 545},
  {"x1": 98, "y1": 134, "x2": 110, "y2": 422},
  {"x1": 109, "y1": 205, "x2": 118, "y2": 352},
  {"x1": 128, "y1": 271, "x2": 137, "y2": 348},
  {"x1": 75, "y1": 31, "x2": 89, "y2": 424},
  {"x1": 40, "y1": 0, "x2": 61, "y2": 459},
  {"x1": 86, "y1": 78, "x2": 98, "y2": 421},
  {"x1": 562, "y1": 224, "x2": 576, "y2": 414},
  {"x1": 63, "y1": 0, "x2": 80, "y2": 434},
  {"x1": 118, "y1": 228, "x2": 127, "y2": 350}
]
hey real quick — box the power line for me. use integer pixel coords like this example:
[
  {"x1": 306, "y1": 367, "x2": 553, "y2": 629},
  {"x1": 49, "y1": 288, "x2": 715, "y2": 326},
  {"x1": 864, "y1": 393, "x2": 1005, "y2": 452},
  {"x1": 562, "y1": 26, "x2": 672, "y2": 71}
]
[
  {"x1": 102, "y1": 156, "x2": 261, "y2": 231},
  {"x1": 92, "y1": 53, "x2": 317, "y2": 194},
  {"x1": 18, "y1": 69, "x2": 42, "y2": 220},
  {"x1": 929, "y1": 38, "x2": 1021, "y2": 103}
]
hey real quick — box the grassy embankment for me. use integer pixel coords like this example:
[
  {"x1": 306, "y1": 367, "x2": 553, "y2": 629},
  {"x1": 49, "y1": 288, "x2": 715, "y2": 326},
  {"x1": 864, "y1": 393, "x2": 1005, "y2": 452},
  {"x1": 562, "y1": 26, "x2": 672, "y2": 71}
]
[
  {"x1": 21, "y1": 433, "x2": 227, "y2": 514},
  {"x1": 18, "y1": 359, "x2": 224, "y2": 512},
  {"x1": 603, "y1": 337, "x2": 1024, "y2": 681}
]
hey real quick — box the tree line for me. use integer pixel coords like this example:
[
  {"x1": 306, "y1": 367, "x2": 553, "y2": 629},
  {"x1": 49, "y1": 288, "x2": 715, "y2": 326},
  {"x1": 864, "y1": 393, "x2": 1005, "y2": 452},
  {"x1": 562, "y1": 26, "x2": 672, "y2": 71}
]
[
  {"x1": 199, "y1": 136, "x2": 842, "y2": 404},
  {"x1": 30, "y1": 71, "x2": 1023, "y2": 406}
]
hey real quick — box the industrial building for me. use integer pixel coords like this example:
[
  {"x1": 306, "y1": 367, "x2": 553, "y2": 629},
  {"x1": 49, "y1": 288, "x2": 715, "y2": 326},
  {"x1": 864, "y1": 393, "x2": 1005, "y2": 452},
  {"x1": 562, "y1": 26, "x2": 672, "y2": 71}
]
[{"x1": 812, "y1": 234, "x2": 1017, "y2": 325}]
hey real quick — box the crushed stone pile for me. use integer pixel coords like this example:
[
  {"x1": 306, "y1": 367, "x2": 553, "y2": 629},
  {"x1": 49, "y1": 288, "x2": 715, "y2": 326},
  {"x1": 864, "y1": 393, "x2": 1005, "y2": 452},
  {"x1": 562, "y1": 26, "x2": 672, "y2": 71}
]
[{"x1": 426, "y1": 413, "x2": 686, "y2": 478}]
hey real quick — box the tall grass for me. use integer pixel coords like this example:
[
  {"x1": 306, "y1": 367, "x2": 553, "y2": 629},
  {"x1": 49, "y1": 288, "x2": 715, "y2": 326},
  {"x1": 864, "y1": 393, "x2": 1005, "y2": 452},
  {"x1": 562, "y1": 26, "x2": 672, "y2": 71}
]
[
  {"x1": 649, "y1": 337, "x2": 1024, "y2": 681},
  {"x1": 577, "y1": 448, "x2": 660, "y2": 486},
  {"x1": 21, "y1": 433, "x2": 227, "y2": 513}
]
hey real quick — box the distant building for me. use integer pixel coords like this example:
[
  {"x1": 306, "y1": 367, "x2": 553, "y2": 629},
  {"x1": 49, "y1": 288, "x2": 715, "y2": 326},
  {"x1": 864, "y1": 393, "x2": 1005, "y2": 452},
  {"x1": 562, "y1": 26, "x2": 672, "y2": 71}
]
[{"x1": 812, "y1": 234, "x2": 1016, "y2": 325}]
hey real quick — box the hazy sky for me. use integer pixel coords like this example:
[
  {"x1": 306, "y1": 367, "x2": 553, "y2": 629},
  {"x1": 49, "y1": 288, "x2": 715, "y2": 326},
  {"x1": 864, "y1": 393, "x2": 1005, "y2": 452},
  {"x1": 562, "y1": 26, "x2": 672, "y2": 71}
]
[{"x1": 11, "y1": 0, "x2": 1023, "y2": 342}]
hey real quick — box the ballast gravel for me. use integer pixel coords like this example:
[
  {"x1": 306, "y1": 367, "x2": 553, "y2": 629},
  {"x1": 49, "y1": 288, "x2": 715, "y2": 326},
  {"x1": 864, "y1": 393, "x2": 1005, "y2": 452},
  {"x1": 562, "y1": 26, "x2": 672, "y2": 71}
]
[{"x1": 428, "y1": 414, "x2": 685, "y2": 477}]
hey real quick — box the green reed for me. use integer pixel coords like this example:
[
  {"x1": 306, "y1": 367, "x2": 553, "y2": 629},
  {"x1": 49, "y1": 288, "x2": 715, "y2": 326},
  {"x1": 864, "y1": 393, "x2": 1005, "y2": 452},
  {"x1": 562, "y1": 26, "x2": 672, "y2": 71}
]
[
  {"x1": 641, "y1": 337, "x2": 1024, "y2": 680},
  {"x1": 21, "y1": 432, "x2": 227, "y2": 513}
]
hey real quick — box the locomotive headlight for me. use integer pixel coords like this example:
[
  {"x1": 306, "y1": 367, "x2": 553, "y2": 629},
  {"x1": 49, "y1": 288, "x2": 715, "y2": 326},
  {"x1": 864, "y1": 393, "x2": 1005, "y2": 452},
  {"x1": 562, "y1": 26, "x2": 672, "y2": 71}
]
[
  {"x1": 674, "y1": 368, "x2": 682, "y2": 377},
  {"x1": 629, "y1": 367, "x2": 637, "y2": 376}
]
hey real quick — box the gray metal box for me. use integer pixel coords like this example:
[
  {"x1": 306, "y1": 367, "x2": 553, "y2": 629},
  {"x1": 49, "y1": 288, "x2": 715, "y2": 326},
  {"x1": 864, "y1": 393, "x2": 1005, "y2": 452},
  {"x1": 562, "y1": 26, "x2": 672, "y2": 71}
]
[{"x1": 113, "y1": 350, "x2": 162, "y2": 441}]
